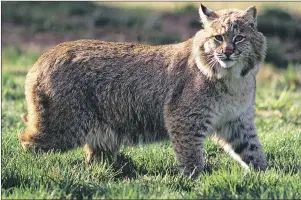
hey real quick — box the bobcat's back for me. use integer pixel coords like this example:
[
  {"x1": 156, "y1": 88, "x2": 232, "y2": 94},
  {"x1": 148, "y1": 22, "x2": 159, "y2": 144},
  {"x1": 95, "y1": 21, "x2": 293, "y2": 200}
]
[{"x1": 24, "y1": 39, "x2": 193, "y2": 147}]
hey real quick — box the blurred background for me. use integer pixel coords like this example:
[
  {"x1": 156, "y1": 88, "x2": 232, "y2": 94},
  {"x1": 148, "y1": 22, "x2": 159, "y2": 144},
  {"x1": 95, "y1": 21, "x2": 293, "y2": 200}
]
[{"x1": 2, "y1": 1, "x2": 301, "y2": 71}]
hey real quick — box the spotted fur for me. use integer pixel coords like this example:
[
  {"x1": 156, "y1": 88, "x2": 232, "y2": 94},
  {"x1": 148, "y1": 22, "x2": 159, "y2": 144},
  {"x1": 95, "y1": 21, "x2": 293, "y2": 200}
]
[{"x1": 20, "y1": 4, "x2": 267, "y2": 178}]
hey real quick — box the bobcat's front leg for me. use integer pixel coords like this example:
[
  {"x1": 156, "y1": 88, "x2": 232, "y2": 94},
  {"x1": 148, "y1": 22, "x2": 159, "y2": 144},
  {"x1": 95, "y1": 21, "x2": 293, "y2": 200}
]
[
  {"x1": 217, "y1": 109, "x2": 267, "y2": 171},
  {"x1": 165, "y1": 109, "x2": 214, "y2": 178}
]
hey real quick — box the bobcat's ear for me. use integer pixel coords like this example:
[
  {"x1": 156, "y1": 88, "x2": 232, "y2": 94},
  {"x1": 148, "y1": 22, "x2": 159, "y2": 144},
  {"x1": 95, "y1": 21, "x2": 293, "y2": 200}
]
[
  {"x1": 243, "y1": 6, "x2": 257, "y2": 19},
  {"x1": 199, "y1": 4, "x2": 218, "y2": 23}
]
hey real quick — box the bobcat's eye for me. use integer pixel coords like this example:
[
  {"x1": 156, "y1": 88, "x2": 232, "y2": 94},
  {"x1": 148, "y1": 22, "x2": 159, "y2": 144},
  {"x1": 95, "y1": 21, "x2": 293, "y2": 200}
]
[
  {"x1": 214, "y1": 35, "x2": 223, "y2": 42},
  {"x1": 234, "y1": 35, "x2": 245, "y2": 43}
]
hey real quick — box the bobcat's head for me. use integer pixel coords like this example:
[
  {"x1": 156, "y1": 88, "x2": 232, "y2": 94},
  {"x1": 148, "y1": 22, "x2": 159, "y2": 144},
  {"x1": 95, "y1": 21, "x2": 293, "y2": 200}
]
[{"x1": 193, "y1": 4, "x2": 267, "y2": 78}]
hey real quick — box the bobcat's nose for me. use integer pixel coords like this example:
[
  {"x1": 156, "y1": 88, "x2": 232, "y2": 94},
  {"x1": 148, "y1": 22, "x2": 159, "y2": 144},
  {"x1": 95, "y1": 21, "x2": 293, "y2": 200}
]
[{"x1": 223, "y1": 43, "x2": 234, "y2": 59}]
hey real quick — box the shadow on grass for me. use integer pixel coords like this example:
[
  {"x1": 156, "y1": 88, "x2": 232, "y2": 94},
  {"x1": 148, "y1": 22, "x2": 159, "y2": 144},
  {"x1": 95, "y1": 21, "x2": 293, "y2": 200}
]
[
  {"x1": 1, "y1": 170, "x2": 31, "y2": 190},
  {"x1": 2, "y1": 170, "x2": 106, "y2": 199},
  {"x1": 112, "y1": 152, "x2": 217, "y2": 180},
  {"x1": 111, "y1": 153, "x2": 149, "y2": 179},
  {"x1": 111, "y1": 153, "x2": 197, "y2": 192}
]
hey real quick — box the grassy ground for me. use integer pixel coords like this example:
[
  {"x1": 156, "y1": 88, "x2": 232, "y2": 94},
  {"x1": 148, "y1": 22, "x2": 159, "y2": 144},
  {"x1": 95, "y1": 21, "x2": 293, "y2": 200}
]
[{"x1": 2, "y1": 47, "x2": 301, "y2": 199}]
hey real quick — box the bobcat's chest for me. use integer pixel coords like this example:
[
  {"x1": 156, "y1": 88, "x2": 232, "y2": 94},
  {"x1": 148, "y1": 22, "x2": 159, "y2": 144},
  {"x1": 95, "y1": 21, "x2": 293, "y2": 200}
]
[{"x1": 216, "y1": 77, "x2": 255, "y2": 123}]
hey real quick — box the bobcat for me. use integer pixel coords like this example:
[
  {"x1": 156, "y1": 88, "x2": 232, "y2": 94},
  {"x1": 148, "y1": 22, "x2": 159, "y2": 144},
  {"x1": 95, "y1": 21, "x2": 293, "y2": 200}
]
[{"x1": 20, "y1": 4, "x2": 267, "y2": 178}]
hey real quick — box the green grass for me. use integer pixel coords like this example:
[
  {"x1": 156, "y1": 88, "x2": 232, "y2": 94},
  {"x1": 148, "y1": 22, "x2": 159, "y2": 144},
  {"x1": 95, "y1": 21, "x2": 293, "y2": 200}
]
[{"x1": 2, "y1": 47, "x2": 301, "y2": 199}]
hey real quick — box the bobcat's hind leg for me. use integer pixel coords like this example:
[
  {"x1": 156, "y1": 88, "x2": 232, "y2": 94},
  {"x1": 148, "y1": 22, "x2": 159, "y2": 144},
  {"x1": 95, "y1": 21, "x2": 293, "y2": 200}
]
[
  {"x1": 20, "y1": 88, "x2": 88, "y2": 152},
  {"x1": 20, "y1": 112, "x2": 87, "y2": 152},
  {"x1": 19, "y1": 88, "x2": 42, "y2": 151},
  {"x1": 84, "y1": 125, "x2": 122, "y2": 164}
]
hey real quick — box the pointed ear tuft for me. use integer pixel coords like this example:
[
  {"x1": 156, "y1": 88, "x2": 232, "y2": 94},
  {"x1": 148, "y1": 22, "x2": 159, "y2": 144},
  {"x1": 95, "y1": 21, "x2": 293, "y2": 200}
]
[
  {"x1": 199, "y1": 4, "x2": 218, "y2": 23},
  {"x1": 243, "y1": 6, "x2": 257, "y2": 19}
]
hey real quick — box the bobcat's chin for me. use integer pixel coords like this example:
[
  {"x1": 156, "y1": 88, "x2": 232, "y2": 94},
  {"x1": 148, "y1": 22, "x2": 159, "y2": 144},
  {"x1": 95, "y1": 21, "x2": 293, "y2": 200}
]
[
  {"x1": 215, "y1": 55, "x2": 238, "y2": 69},
  {"x1": 218, "y1": 59, "x2": 237, "y2": 69}
]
